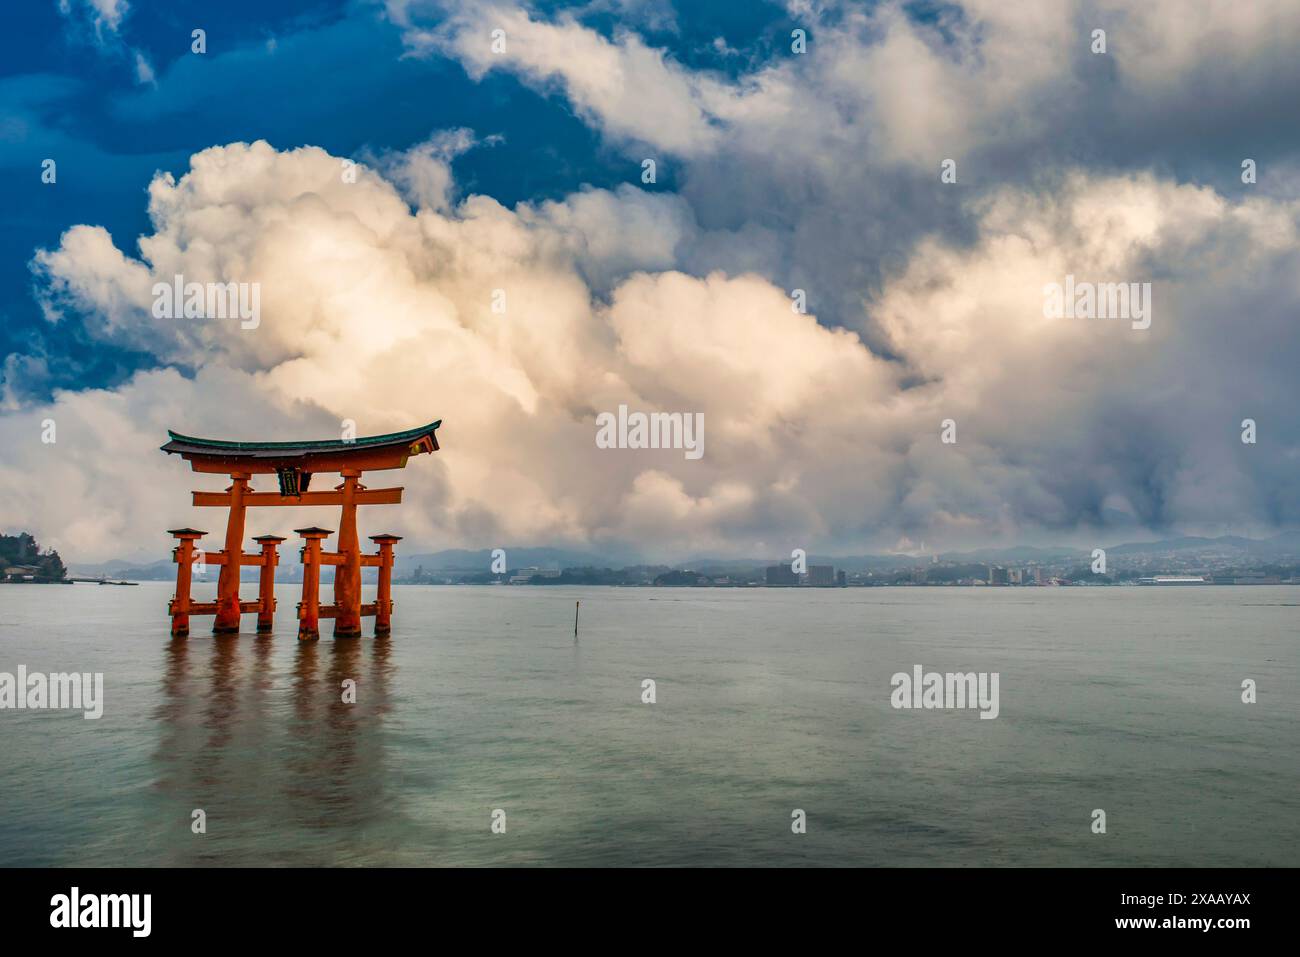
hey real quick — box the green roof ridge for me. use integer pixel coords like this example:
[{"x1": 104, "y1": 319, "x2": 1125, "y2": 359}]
[{"x1": 165, "y1": 420, "x2": 440, "y2": 452}]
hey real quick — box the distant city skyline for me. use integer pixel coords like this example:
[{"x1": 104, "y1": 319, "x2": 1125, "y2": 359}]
[{"x1": 54, "y1": 529, "x2": 1300, "y2": 590}]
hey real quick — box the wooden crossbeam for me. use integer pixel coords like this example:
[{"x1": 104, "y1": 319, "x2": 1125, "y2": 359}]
[
  {"x1": 310, "y1": 552, "x2": 381, "y2": 567},
  {"x1": 192, "y1": 488, "x2": 404, "y2": 508},
  {"x1": 172, "y1": 550, "x2": 269, "y2": 567},
  {"x1": 305, "y1": 552, "x2": 384, "y2": 567},
  {"x1": 168, "y1": 600, "x2": 262, "y2": 615},
  {"x1": 298, "y1": 603, "x2": 379, "y2": 620}
]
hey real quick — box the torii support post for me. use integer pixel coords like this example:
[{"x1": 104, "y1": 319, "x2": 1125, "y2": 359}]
[
  {"x1": 168, "y1": 528, "x2": 207, "y2": 638},
  {"x1": 370, "y1": 534, "x2": 402, "y2": 636},
  {"x1": 333, "y1": 470, "x2": 363, "y2": 638},
  {"x1": 213, "y1": 473, "x2": 251, "y2": 633},
  {"x1": 253, "y1": 535, "x2": 285, "y2": 633},
  {"x1": 296, "y1": 527, "x2": 331, "y2": 641}
]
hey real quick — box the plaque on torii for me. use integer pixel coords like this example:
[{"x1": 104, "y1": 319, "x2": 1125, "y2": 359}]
[{"x1": 160, "y1": 421, "x2": 440, "y2": 639}]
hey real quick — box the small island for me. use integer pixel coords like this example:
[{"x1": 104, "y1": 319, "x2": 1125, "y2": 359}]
[{"x1": 1, "y1": 532, "x2": 68, "y2": 583}]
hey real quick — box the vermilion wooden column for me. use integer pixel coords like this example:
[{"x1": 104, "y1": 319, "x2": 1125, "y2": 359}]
[
  {"x1": 369, "y1": 534, "x2": 402, "y2": 636},
  {"x1": 168, "y1": 528, "x2": 206, "y2": 638},
  {"x1": 213, "y1": 473, "x2": 251, "y2": 633},
  {"x1": 253, "y1": 534, "x2": 285, "y2": 633},
  {"x1": 333, "y1": 470, "x2": 363, "y2": 638},
  {"x1": 296, "y1": 527, "x2": 331, "y2": 641}
]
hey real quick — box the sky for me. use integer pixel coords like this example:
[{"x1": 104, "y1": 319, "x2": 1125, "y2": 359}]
[{"x1": 1, "y1": 0, "x2": 1299, "y2": 564}]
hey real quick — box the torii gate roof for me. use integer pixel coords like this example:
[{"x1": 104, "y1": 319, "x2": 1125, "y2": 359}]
[{"x1": 161, "y1": 420, "x2": 441, "y2": 474}]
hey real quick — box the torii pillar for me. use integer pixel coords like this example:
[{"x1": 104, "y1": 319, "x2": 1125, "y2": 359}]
[
  {"x1": 333, "y1": 470, "x2": 363, "y2": 638},
  {"x1": 370, "y1": 534, "x2": 402, "y2": 636},
  {"x1": 167, "y1": 528, "x2": 206, "y2": 638},
  {"x1": 296, "y1": 527, "x2": 331, "y2": 641},
  {"x1": 213, "y1": 472, "x2": 251, "y2": 633},
  {"x1": 253, "y1": 534, "x2": 285, "y2": 632}
]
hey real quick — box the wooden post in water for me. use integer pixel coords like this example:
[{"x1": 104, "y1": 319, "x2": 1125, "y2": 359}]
[
  {"x1": 296, "y1": 527, "x2": 332, "y2": 641},
  {"x1": 333, "y1": 470, "x2": 364, "y2": 638},
  {"x1": 213, "y1": 473, "x2": 251, "y2": 633},
  {"x1": 370, "y1": 534, "x2": 402, "y2": 637},
  {"x1": 253, "y1": 534, "x2": 285, "y2": 633},
  {"x1": 167, "y1": 528, "x2": 206, "y2": 638},
  {"x1": 574, "y1": 600, "x2": 580, "y2": 639}
]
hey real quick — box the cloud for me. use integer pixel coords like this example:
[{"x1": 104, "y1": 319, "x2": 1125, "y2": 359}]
[
  {"x1": 391, "y1": 0, "x2": 1300, "y2": 335},
  {"x1": 58, "y1": 0, "x2": 130, "y2": 41},
  {"x1": 364, "y1": 128, "x2": 490, "y2": 213},
  {"x1": 8, "y1": 139, "x2": 1299, "y2": 563},
  {"x1": 396, "y1": 0, "x2": 1300, "y2": 163},
  {"x1": 868, "y1": 172, "x2": 1300, "y2": 535},
  {"x1": 391, "y1": 1, "x2": 739, "y2": 155},
  {"x1": 56, "y1": 0, "x2": 159, "y2": 87},
  {"x1": 132, "y1": 50, "x2": 155, "y2": 86}
]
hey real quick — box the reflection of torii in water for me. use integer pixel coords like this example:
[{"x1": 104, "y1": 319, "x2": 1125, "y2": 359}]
[{"x1": 160, "y1": 421, "x2": 441, "y2": 640}]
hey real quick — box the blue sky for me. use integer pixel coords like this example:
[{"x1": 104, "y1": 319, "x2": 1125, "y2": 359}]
[{"x1": 3, "y1": 0, "x2": 1299, "y2": 561}]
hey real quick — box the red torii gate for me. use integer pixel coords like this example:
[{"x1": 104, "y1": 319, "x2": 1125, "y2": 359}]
[{"x1": 160, "y1": 421, "x2": 440, "y2": 639}]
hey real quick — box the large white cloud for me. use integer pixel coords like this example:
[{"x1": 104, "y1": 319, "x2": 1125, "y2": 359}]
[
  {"x1": 11, "y1": 141, "x2": 896, "y2": 560},
  {"x1": 7, "y1": 139, "x2": 1299, "y2": 562}
]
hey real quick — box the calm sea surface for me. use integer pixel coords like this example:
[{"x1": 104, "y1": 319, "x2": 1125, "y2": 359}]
[{"x1": 1, "y1": 583, "x2": 1296, "y2": 867}]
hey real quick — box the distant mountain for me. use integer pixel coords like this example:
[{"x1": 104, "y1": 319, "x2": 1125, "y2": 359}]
[
  {"x1": 681, "y1": 535, "x2": 1300, "y2": 571},
  {"x1": 676, "y1": 557, "x2": 770, "y2": 573},
  {"x1": 935, "y1": 545, "x2": 1088, "y2": 562},
  {"x1": 108, "y1": 559, "x2": 177, "y2": 581},
  {"x1": 1105, "y1": 532, "x2": 1300, "y2": 558},
  {"x1": 787, "y1": 554, "x2": 918, "y2": 572},
  {"x1": 68, "y1": 558, "x2": 152, "y2": 577},
  {"x1": 394, "y1": 546, "x2": 638, "y2": 576},
  {"x1": 69, "y1": 559, "x2": 191, "y2": 581},
  {"x1": 73, "y1": 532, "x2": 1300, "y2": 582}
]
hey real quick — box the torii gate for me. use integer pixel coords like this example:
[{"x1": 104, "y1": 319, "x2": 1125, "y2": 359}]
[{"x1": 160, "y1": 421, "x2": 440, "y2": 640}]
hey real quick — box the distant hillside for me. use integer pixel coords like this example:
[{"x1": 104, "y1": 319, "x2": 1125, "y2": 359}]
[
  {"x1": 394, "y1": 546, "x2": 636, "y2": 576},
  {"x1": 937, "y1": 545, "x2": 1088, "y2": 562},
  {"x1": 72, "y1": 532, "x2": 1300, "y2": 581},
  {"x1": 1105, "y1": 531, "x2": 1300, "y2": 558},
  {"x1": 682, "y1": 554, "x2": 917, "y2": 574}
]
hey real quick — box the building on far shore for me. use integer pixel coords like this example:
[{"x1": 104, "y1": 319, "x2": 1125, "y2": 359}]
[
  {"x1": 766, "y1": 564, "x2": 798, "y2": 586},
  {"x1": 806, "y1": 565, "x2": 836, "y2": 587}
]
